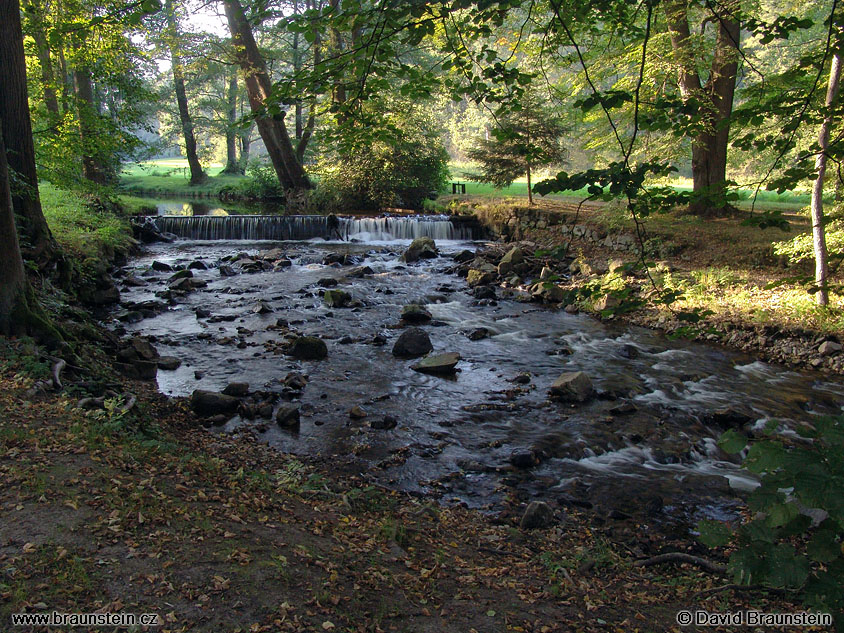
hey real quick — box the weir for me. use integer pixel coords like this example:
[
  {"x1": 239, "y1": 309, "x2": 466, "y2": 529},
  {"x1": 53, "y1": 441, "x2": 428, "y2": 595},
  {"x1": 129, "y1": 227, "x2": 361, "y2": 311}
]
[{"x1": 149, "y1": 214, "x2": 483, "y2": 241}]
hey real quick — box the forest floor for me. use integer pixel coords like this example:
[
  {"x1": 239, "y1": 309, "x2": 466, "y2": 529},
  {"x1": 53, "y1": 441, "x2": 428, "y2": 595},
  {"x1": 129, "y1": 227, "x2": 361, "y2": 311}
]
[{"x1": 0, "y1": 348, "x2": 814, "y2": 633}]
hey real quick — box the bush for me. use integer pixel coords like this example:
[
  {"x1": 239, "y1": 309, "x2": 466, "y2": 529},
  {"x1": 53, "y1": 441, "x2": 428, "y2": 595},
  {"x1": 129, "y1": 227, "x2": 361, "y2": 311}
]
[
  {"x1": 233, "y1": 162, "x2": 285, "y2": 200},
  {"x1": 311, "y1": 105, "x2": 450, "y2": 212},
  {"x1": 699, "y1": 417, "x2": 844, "y2": 628}
]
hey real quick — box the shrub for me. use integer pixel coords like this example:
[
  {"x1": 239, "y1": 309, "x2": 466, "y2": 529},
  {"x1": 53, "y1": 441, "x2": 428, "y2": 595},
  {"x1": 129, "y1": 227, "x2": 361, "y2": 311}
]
[
  {"x1": 699, "y1": 417, "x2": 844, "y2": 628},
  {"x1": 233, "y1": 162, "x2": 285, "y2": 200},
  {"x1": 311, "y1": 101, "x2": 450, "y2": 212}
]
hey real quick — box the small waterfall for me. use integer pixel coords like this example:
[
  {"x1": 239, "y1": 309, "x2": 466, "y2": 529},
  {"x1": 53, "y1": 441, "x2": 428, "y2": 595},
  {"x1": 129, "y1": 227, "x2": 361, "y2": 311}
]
[{"x1": 151, "y1": 214, "x2": 482, "y2": 241}]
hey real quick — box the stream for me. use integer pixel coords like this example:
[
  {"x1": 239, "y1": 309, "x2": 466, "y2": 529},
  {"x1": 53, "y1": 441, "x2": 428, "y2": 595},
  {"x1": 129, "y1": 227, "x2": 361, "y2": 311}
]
[{"x1": 111, "y1": 203, "x2": 844, "y2": 529}]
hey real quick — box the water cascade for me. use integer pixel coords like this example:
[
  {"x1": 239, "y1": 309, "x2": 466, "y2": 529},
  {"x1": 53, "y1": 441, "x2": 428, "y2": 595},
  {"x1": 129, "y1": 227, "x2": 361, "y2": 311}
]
[{"x1": 150, "y1": 214, "x2": 482, "y2": 241}]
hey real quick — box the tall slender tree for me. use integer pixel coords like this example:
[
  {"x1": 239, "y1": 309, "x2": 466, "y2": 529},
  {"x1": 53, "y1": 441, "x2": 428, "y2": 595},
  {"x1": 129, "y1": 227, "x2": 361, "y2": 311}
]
[
  {"x1": 163, "y1": 0, "x2": 207, "y2": 184},
  {"x1": 810, "y1": 38, "x2": 843, "y2": 306}
]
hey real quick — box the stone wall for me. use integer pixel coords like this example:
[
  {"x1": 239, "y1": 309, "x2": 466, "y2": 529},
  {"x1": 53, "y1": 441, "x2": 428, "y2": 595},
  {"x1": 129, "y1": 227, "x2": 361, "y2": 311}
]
[{"x1": 463, "y1": 203, "x2": 643, "y2": 253}]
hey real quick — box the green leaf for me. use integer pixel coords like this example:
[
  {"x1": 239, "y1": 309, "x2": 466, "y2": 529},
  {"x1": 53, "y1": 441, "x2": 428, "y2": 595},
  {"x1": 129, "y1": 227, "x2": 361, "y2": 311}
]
[
  {"x1": 744, "y1": 441, "x2": 786, "y2": 474},
  {"x1": 766, "y1": 502, "x2": 799, "y2": 528},
  {"x1": 766, "y1": 544, "x2": 810, "y2": 588},
  {"x1": 718, "y1": 429, "x2": 747, "y2": 454},
  {"x1": 697, "y1": 519, "x2": 733, "y2": 547},
  {"x1": 807, "y1": 529, "x2": 841, "y2": 563}
]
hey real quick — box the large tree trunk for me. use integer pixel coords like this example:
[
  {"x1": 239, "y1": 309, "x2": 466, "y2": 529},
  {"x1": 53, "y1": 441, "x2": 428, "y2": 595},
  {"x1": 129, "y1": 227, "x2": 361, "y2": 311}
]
[
  {"x1": 221, "y1": 0, "x2": 311, "y2": 191},
  {"x1": 0, "y1": 0, "x2": 59, "y2": 269},
  {"x1": 164, "y1": 0, "x2": 207, "y2": 185},
  {"x1": 74, "y1": 66, "x2": 111, "y2": 185},
  {"x1": 0, "y1": 119, "x2": 28, "y2": 335},
  {"x1": 664, "y1": 0, "x2": 740, "y2": 216},
  {"x1": 222, "y1": 70, "x2": 242, "y2": 174},
  {"x1": 810, "y1": 50, "x2": 842, "y2": 307}
]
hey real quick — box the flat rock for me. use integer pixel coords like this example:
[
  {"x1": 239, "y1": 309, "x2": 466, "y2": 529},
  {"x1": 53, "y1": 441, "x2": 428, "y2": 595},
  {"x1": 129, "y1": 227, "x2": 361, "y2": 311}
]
[
  {"x1": 222, "y1": 382, "x2": 250, "y2": 397},
  {"x1": 191, "y1": 390, "x2": 240, "y2": 417},
  {"x1": 157, "y1": 356, "x2": 182, "y2": 370},
  {"x1": 412, "y1": 352, "x2": 460, "y2": 374},
  {"x1": 371, "y1": 415, "x2": 398, "y2": 430},
  {"x1": 549, "y1": 371, "x2": 593, "y2": 402}
]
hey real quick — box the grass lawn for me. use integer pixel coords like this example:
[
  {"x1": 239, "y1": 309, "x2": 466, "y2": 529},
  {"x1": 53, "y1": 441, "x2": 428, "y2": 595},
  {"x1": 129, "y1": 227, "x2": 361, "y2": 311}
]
[
  {"x1": 119, "y1": 158, "x2": 247, "y2": 196},
  {"x1": 446, "y1": 171, "x2": 811, "y2": 211}
]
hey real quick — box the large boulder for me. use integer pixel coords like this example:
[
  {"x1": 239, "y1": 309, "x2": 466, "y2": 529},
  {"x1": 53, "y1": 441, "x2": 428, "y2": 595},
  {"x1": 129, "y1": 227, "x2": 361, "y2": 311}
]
[
  {"x1": 467, "y1": 269, "x2": 496, "y2": 287},
  {"x1": 530, "y1": 282, "x2": 565, "y2": 303},
  {"x1": 392, "y1": 328, "x2": 433, "y2": 358},
  {"x1": 402, "y1": 237, "x2": 438, "y2": 263},
  {"x1": 289, "y1": 336, "x2": 328, "y2": 360},
  {"x1": 401, "y1": 304, "x2": 432, "y2": 324},
  {"x1": 411, "y1": 352, "x2": 460, "y2": 375},
  {"x1": 520, "y1": 501, "x2": 555, "y2": 530},
  {"x1": 549, "y1": 371, "x2": 593, "y2": 402},
  {"x1": 191, "y1": 390, "x2": 240, "y2": 417},
  {"x1": 497, "y1": 247, "x2": 524, "y2": 277},
  {"x1": 276, "y1": 405, "x2": 300, "y2": 429}
]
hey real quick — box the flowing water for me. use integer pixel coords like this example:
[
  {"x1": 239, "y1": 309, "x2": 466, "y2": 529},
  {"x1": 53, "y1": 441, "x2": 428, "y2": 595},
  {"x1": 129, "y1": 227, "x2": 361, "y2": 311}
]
[{"x1": 113, "y1": 212, "x2": 844, "y2": 527}]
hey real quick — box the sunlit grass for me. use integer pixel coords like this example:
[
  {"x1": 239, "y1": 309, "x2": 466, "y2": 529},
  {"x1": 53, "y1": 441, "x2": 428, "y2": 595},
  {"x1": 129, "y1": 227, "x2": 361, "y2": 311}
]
[
  {"x1": 39, "y1": 183, "x2": 133, "y2": 260},
  {"x1": 119, "y1": 158, "x2": 247, "y2": 195}
]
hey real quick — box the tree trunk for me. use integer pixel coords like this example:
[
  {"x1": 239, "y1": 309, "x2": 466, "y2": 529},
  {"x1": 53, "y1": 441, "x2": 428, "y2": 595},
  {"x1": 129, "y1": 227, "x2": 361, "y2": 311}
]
[
  {"x1": 0, "y1": 118, "x2": 28, "y2": 335},
  {"x1": 239, "y1": 132, "x2": 251, "y2": 171},
  {"x1": 74, "y1": 66, "x2": 110, "y2": 185},
  {"x1": 811, "y1": 50, "x2": 842, "y2": 307},
  {"x1": 24, "y1": 0, "x2": 60, "y2": 117},
  {"x1": 664, "y1": 0, "x2": 739, "y2": 216},
  {"x1": 526, "y1": 161, "x2": 533, "y2": 205},
  {"x1": 222, "y1": 0, "x2": 311, "y2": 191},
  {"x1": 165, "y1": 0, "x2": 207, "y2": 185},
  {"x1": 222, "y1": 70, "x2": 241, "y2": 174},
  {"x1": 0, "y1": 0, "x2": 59, "y2": 269},
  {"x1": 0, "y1": 117, "x2": 60, "y2": 343}
]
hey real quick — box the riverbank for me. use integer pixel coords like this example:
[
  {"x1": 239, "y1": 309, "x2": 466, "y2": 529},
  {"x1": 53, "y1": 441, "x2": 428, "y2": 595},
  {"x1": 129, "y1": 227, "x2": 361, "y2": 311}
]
[
  {"x1": 0, "y1": 338, "x2": 810, "y2": 632},
  {"x1": 449, "y1": 196, "x2": 844, "y2": 374}
]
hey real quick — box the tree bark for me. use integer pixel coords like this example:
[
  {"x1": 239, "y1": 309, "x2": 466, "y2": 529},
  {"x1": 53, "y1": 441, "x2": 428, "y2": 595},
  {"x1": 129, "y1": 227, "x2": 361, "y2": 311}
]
[
  {"x1": 165, "y1": 0, "x2": 207, "y2": 185},
  {"x1": 664, "y1": 0, "x2": 740, "y2": 216},
  {"x1": 222, "y1": 70, "x2": 242, "y2": 174},
  {"x1": 0, "y1": 0, "x2": 59, "y2": 269},
  {"x1": 0, "y1": 118, "x2": 28, "y2": 335},
  {"x1": 0, "y1": 118, "x2": 60, "y2": 343},
  {"x1": 222, "y1": 0, "x2": 311, "y2": 191},
  {"x1": 810, "y1": 50, "x2": 842, "y2": 306}
]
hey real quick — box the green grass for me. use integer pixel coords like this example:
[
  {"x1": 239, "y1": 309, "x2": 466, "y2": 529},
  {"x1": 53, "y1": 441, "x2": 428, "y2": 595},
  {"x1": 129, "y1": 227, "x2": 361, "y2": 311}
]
[
  {"x1": 119, "y1": 158, "x2": 247, "y2": 196},
  {"x1": 39, "y1": 183, "x2": 133, "y2": 260},
  {"x1": 448, "y1": 167, "x2": 810, "y2": 210}
]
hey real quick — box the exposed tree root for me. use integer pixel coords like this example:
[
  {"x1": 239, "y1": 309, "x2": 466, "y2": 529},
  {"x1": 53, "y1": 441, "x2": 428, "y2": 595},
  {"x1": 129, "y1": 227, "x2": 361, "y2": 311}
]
[{"x1": 633, "y1": 552, "x2": 727, "y2": 574}]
